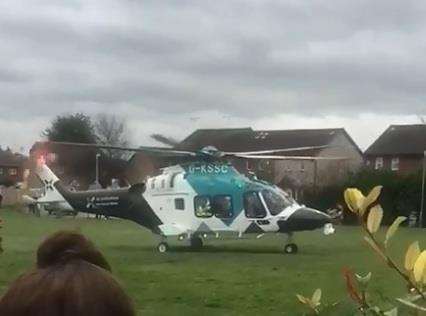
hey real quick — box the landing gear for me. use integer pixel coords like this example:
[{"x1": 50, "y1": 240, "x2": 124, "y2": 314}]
[
  {"x1": 284, "y1": 243, "x2": 298, "y2": 254},
  {"x1": 157, "y1": 242, "x2": 169, "y2": 253},
  {"x1": 283, "y1": 233, "x2": 298, "y2": 254},
  {"x1": 190, "y1": 236, "x2": 203, "y2": 250}
]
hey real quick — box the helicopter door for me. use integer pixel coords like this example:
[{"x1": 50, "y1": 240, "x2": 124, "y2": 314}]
[
  {"x1": 243, "y1": 191, "x2": 276, "y2": 232},
  {"x1": 244, "y1": 191, "x2": 266, "y2": 218}
]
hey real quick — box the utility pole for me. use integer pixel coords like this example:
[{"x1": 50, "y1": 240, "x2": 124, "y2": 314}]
[
  {"x1": 95, "y1": 153, "x2": 101, "y2": 186},
  {"x1": 420, "y1": 150, "x2": 426, "y2": 228}
]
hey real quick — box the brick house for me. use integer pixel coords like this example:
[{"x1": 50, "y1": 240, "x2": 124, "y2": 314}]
[
  {"x1": 0, "y1": 148, "x2": 28, "y2": 206},
  {"x1": 365, "y1": 124, "x2": 426, "y2": 175},
  {"x1": 0, "y1": 148, "x2": 27, "y2": 184},
  {"x1": 127, "y1": 127, "x2": 363, "y2": 199}
]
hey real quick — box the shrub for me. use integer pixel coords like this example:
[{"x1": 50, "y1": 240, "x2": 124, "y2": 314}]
[{"x1": 302, "y1": 168, "x2": 425, "y2": 226}]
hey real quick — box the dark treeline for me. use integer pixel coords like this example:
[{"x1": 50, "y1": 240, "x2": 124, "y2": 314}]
[{"x1": 303, "y1": 168, "x2": 425, "y2": 226}]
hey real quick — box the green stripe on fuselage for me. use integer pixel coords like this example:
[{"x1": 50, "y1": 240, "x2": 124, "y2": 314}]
[{"x1": 182, "y1": 162, "x2": 270, "y2": 225}]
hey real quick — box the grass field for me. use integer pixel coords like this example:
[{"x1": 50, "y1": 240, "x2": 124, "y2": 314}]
[{"x1": 0, "y1": 208, "x2": 425, "y2": 315}]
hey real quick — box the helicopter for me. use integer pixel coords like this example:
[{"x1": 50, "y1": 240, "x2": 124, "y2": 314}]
[{"x1": 31, "y1": 142, "x2": 344, "y2": 254}]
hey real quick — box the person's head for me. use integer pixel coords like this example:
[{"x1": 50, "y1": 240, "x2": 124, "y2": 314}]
[{"x1": 0, "y1": 231, "x2": 135, "y2": 316}]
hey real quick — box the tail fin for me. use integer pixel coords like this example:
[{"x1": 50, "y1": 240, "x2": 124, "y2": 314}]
[
  {"x1": 36, "y1": 156, "x2": 60, "y2": 185},
  {"x1": 35, "y1": 157, "x2": 66, "y2": 203}
]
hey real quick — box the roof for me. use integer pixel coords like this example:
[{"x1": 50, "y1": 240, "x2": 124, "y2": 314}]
[
  {"x1": 0, "y1": 148, "x2": 26, "y2": 167},
  {"x1": 178, "y1": 128, "x2": 256, "y2": 152},
  {"x1": 365, "y1": 124, "x2": 426, "y2": 156},
  {"x1": 178, "y1": 127, "x2": 361, "y2": 153}
]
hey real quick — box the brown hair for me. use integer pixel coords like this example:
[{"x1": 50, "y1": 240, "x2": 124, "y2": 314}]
[{"x1": 0, "y1": 231, "x2": 135, "y2": 316}]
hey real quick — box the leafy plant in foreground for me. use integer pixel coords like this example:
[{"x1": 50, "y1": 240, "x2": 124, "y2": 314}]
[{"x1": 297, "y1": 186, "x2": 426, "y2": 315}]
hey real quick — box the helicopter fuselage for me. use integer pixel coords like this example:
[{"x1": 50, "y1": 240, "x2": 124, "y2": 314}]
[{"x1": 48, "y1": 161, "x2": 333, "y2": 239}]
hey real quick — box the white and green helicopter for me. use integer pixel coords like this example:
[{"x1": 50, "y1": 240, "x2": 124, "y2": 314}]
[{"x1": 32, "y1": 142, "x2": 342, "y2": 254}]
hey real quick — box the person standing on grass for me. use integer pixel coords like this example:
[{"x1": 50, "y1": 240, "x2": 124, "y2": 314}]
[{"x1": 0, "y1": 231, "x2": 135, "y2": 316}]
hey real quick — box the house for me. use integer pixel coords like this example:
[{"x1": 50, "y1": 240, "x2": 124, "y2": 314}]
[
  {"x1": 0, "y1": 148, "x2": 29, "y2": 206},
  {"x1": 0, "y1": 148, "x2": 27, "y2": 184},
  {"x1": 127, "y1": 127, "x2": 363, "y2": 199},
  {"x1": 365, "y1": 124, "x2": 426, "y2": 175},
  {"x1": 179, "y1": 128, "x2": 363, "y2": 199}
]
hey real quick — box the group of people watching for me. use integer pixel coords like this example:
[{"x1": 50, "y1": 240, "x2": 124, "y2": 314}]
[{"x1": 0, "y1": 231, "x2": 136, "y2": 315}]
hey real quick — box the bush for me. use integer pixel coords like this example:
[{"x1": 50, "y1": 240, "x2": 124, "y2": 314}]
[
  {"x1": 0, "y1": 176, "x2": 16, "y2": 188},
  {"x1": 301, "y1": 168, "x2": 425, "y2": 226}
]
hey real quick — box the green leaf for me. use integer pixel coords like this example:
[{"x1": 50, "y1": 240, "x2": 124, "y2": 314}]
[
  {"x1": 296, "y1": 294, "x2": 309, "y2": 305},
  {"x1": 413, "y1": 251, "x2": 426, "y2": 283},
  {"x1": 311, "y1": 289, "x2": 322, "y2": 306},
  {"x1": 396, "y1": 298, "x2": 426, "y2": 312},
  {"x1": 383, "y1": 308, "x2": 398, "y2": 316},
  {"x1": 344, "y1": 188, "x2": 365, "y2": 214},
  {"x1": 404, "y1": 241, "x2": 420, "y2": 271},
  {"x1": 385, "y1": 216, "x2": 407, "y2": 248},
  {"x1": 367, "y1": 205, "x2": 383, "y2": 234},
  {"x1": 361, "y1": 185, "x2": 382, "y2": 214},
  {"x1": 355, "y1": 272, "x2": 372, "y2": 290}
]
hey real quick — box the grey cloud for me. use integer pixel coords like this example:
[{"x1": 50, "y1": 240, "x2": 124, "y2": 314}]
[
  {"x1": 0, "y1": 67, "x2": 29, "y2": 83},
  {"x1": 0, "y1": 0, "x2": 425, "y2": 144}
]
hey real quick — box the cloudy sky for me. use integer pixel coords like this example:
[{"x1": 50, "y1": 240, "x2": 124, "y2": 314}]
[{"x1": 0, "y1": 0, "x2": 425, "y2": 153}]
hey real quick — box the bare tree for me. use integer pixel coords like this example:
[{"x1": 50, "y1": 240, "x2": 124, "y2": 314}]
[
  {"x1": 95, "y1": 114, "x2": 130, "y2": 159},
  {"x1": 150, "y1": 134, "x2": 179, "y2": 147}
]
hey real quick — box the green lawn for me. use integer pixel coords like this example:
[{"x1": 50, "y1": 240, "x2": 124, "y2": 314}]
[{"x1": 0, "y1": 208, "x2": 424, "y2": 315}]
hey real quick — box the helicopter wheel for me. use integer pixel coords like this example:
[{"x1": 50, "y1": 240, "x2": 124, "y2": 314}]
[
  {"x1": 190, "y1": 236, "x2": 203, "y2": 250},
  {"x1": 157, "y1": 242, "x2": 169, "y2": 253},
  {"x1": 284, "y1": 243, "x2": 298, "y2": 254}
]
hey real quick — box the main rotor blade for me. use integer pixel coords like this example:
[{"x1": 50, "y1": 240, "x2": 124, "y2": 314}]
[
  {"x1": 223, "y1": 145, "x2": 334, "y2": 156},
  {"x1": 233, "y1": 154, "x2": 348, "y2": 161},
  {"x1": 46, "y1": 142, "x2": 197, "y2": 157}
]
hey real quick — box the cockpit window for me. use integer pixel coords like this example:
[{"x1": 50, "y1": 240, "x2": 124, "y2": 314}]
[
  {"x1": 244, "y1": 191, "x2": 266, "y2": 218},
  {"x1": 261, "y1": 189, "x2": 292, "y2": 215}
]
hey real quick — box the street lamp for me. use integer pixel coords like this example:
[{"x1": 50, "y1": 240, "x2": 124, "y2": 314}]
[
  {"x1": 420, "y1": 150, "x2": 426, "y2": 228},
  {"x1": 95, "y1": 153, "x2": 101, "y2": 186}
]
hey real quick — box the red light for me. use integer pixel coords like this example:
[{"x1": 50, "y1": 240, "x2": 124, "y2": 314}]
[{"x1": 37, "y1": 156, "x2": 46, "y2": 167}]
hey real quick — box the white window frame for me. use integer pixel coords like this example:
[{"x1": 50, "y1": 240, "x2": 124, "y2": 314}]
[
  {"x1": 375, "y1": 157, "x2": 383, "y2": 170},
  {"x1": 391, "y1": 157, "x2": 399, "y2": 171},
  {"x1": 246, "y1": 160, "x2": 253, "y2": 171}
]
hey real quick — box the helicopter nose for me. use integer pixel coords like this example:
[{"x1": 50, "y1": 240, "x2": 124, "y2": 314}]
[{"x1": 277, "y1": 207, "x2": 332, "y2": 233}]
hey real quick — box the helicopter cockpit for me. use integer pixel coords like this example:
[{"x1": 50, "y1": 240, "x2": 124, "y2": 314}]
[
  {"x1": 261, "y1": 189, "x2": 295, "y2": 216},
  {"x1": 243, "y1": 188, "x2": 298, "y2": 219}
]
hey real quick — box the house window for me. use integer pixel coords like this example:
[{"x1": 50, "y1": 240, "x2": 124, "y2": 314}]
[
  {"x1": 391, "y1": 157, "x2": 400, "y2": 171},
  {"x1": 9, "y1": 168, "x2": 17, "y2": 176},
  {"x1": 47, "y1": 152, "x2": 57, "y2": 163},
  {"x1": 161, "y1": 179, "x2": 165, "y2": 189},
  {"x1": 150, "y1": 179, "x2": 155, "y2": 189},
  {"x1": 375, "y1": 157, "x2": 383, "y2": 170},
  {"x1": 246, "y1": 160, "x2": 253, "y2": 171},
  {"x1": 175, "y1": 198, "x2": 185, "y2": 210},
  {"x1": 0, "y1": 168, "x2": 3, "y2": 175},
  {"x1": 213, "y1": 195, "x2": 233, "y2": 218},
  {"x1": 194, "y1": 196, "x2": 213, "y2": 218}
]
